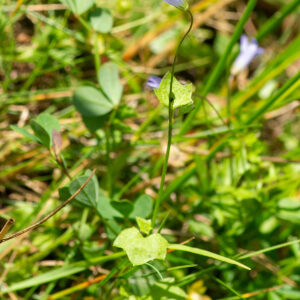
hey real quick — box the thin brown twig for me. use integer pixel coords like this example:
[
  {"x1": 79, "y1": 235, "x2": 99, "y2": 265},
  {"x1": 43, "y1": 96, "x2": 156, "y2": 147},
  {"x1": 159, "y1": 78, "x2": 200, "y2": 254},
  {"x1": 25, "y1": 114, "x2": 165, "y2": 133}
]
[
  {"x1": 241, "y1": 285, "x2": 284, "y2": 298},
  {"x1": 0, "y1": 219, "x2": 15, "y2": 241},
  {"x1": 0, "y1": 169, "x2": 96, "y2": 244}
]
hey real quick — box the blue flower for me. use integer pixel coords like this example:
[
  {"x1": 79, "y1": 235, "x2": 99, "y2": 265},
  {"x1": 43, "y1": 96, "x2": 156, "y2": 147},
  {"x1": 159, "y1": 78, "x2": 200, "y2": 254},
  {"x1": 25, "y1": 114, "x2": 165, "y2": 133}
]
[
  {"x1": 231, "y1": 35, "x2": 263, "y2": 75},
  {"x1": 146, "y1": 76, "x2": 162, "y2": 89},
  {"x1": 163, "y1": 0, "x2": 188, "y2": 10}
]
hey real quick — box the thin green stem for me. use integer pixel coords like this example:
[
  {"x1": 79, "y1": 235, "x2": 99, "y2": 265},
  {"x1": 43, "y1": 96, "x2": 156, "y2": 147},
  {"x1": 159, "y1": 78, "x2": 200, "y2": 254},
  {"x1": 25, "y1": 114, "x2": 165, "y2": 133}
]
[
  {"x1": 227, "y1": 75, "x2": 234, "y2": 185},
  {"x1": 93, "y1": 32, "x2": 101, "y2": 75},
  {"x1": 145, "y1": 262, "x2": 163, "y2": 280},
  {"x1": 105, "y1": 127, "x2": 112, "y2": 197},
  {"x1": 169, "y1": 9, "x2": 194, "y2": 100},
  {"x1": 76, "y1": 15, "x2": 92, "y2": 32},
  {"x1": 151, "y1": 9, "x2": 194, "y2": 228},
  {"x1": 226, "y1": 75, "x2": 232, "y2": 128}
]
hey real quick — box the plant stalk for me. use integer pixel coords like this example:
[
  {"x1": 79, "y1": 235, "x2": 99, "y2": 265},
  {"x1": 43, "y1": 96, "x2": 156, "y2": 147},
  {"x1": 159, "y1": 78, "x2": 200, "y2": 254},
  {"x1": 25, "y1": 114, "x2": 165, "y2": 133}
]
[{"x1": 151, "y1": 9, "x2": 193, "y2": 228}]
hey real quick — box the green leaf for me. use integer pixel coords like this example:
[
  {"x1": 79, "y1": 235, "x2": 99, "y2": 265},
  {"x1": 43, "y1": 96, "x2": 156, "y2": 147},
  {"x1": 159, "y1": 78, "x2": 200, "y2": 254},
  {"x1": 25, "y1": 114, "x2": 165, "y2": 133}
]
[
  {"x1": 113, "y1": 227, "x2": 168, "y2": 266},
  {"x1": 98, "y1": 62, "x2": 123, "y2": 106},
  {"x1": 111, "y1": 200, "x2": 133, "y2": 218},
  {"x1": 59, "y1": 0, "x2": 94, "y2": 15},
  {"x1": 96, "y1": 195, "x2": 122, "y2": 219},
  {"x1": 10, "y1": 125, "x2": 39, "y2": 143},
  {"x1": 29, "y1": 113, "x2": 60, "y2": 148},
  {"x1": 175, "y1": 102, "x2": 195, "y2": 117},
  {"x1": 82, "y1": 114, "x2": 108, "y2": 132},
  {"x1": 69, "y1": 172, "x2": 99, "y2": 207},
  {"x1": 1, "y1": 252, "x2": 124, "y2": 293},
  {"x1": 105, "y1": 218, "x2": 122, "y2": 240},
  {"x1": 130, "y1": 194, "x2": 153, "y2": 219},
  {"x1": 90, "y1": 8, "x2": 113, "y2": 33},
  {"x1": 30, "y1": 120, "x2": 51, "y2": 148},
  {"x1": 154, "y1": 72, "x2": 193, "y2": 109},
  {"x1": 168, "y1": 244, "x2": 250, "y2": 270},
  {"x1": 73, "y1": 86, "x2": 113, "y2": 116},
  {"x1": 35, "y1": 113, "x2": 60, "y2": 138},
  {"x1": 136, "y1": 217, "x2": 152, "y2": 235},
  {"x1": 59, "y1": 186, "x2": 71, "y2": 201}
]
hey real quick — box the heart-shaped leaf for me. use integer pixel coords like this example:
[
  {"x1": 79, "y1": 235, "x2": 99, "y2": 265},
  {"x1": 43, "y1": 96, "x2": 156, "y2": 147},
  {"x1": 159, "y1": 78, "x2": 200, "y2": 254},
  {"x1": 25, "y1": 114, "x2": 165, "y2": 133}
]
[
  {"x1": 98, "y1": 62, "x2": 123, "y2": 106},
  {"x1": 113, "y1": 227, "x2": 168, "y2": 266},
  {"x1": 73, "y1": 86, "x2": 113, "y2": 117},
  {"x1": 154, "y1": 72, "x2": 193, "y2": 109}
]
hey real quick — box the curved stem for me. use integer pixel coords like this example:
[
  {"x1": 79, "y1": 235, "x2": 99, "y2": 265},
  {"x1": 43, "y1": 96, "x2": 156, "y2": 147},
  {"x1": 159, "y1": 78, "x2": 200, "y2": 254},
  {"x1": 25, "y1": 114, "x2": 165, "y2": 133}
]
[
  {"x1": 0, "y1": 170, "x2": 96, "y2": 243},
  {"x1": 152, "y1": 9, "x2": 193, "y2": 228},
  {"x1": 169, "y1": 9, "x2": 194, "y2": 102}
]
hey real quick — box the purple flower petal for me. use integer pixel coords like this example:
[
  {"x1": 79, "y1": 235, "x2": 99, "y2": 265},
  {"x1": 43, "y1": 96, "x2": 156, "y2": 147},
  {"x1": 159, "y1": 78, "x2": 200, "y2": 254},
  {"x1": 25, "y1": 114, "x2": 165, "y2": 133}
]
[
  {"x1": 163, "y1": 0, "x2": 184, "y2": 8},
  {"x1": 146, "y1": 76, "x2": 162, "y2": 89},
  {"x1": 240, "y1": 34, "x2": 249, "y2": 52},
  {"x1": 231, "y1": 35, "x2": 263, "y2": 75}
]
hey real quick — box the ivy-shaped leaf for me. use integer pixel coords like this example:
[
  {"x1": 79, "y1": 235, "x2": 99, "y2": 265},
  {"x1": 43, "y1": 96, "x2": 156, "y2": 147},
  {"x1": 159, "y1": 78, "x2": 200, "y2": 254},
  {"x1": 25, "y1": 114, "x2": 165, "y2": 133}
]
[
  {"x1": 136, "y1": 217, "x2": 152, "y2": 235},
  {"x1": 113, "y1": 227, "x2": 168, "y2": 266},
  {"x1": 154, "y1": 72, "x2": 193, "y2": 109}
]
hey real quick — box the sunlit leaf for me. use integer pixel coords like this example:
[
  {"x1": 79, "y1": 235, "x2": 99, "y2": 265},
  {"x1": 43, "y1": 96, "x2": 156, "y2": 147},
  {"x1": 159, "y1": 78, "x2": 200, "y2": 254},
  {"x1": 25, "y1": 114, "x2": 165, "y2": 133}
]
[{"x1": 114, "y1": 227, "x2": 168, "y2": 265}]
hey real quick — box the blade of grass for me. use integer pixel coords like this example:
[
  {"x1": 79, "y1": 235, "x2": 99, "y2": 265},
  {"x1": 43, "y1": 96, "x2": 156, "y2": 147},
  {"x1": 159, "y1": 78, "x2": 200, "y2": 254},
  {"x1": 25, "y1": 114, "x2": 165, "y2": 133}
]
[
  {"x1": 161, "y1": 71, "x2": 300, "y2": 203},
  {"x1": 180, "y1": 0, "x2": 257, "y2": 134},
  {"x1": 232, "y1": 35, "x2": 300, "y2": 110},
  {"x1": 237, "y1": 239, "x2": 300, "y2": 260},
  {"x1": 213, "y1": 276, "x2": 244, "y2": 300},
  {"x1": 245, "y1": 71, "x2": 300, "y2": 125},
  {"x1": 168, "y1": 244, "x2": 250, "y2": 270},
  {"x1": 0, "y1": 252, "x2": 125, "y2": 294},
  {"x1": 256, "y1": 0, "x2": 300, "y2": 42}
]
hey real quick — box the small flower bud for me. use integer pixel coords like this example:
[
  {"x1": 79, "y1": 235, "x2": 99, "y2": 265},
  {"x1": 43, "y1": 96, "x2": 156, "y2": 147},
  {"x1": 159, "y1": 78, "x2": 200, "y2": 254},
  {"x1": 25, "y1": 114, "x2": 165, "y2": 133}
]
[{"x1": 163, "y1": 0, "x2": 189, "y2": 10}]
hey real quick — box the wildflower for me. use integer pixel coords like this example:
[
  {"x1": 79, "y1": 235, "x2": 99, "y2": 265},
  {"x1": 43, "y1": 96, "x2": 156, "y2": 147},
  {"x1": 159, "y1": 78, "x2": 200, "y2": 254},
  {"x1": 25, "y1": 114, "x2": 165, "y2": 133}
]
[
  {"x1": 163, "y1": 0, "x2": 188, "y2": 10},
  {"x1": 146, "y1": 76, "x2": 162, "y2": 89},
  {"x1": 231, "y1": 34, "x2": 263, "y2": 75}
]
